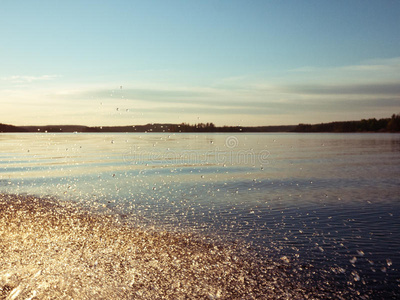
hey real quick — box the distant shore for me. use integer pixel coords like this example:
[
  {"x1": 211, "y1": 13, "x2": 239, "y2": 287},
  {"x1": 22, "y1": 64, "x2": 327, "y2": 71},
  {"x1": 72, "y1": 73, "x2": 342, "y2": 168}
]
[{"x1": 1, "y1": 114, "x2": 399, "y2": 133}]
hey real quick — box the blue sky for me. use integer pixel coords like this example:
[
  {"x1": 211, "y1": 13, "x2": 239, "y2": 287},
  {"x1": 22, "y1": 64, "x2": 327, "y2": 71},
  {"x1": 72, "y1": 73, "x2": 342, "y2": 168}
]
[{"x1": 1, "y1": 0, "x2": 399, "y2": 126}]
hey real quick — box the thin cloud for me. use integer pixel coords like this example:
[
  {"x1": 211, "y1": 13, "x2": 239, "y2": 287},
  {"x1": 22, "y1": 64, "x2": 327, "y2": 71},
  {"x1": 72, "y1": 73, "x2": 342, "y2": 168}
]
[
  {"x1": 2, "y1": 56, "x2": 399, "y2": 126},
  {"x1": 282, "y1": 82, "x2": 400, "y2": 95},
  {"x1": 126, "y1": 104, "x2": 285, "y2": 116},
  {"x1": 54, "y1": 86, "x2": 271, "y2": 109},
  {"x1": 286, "y1": 57, "x2": 400, "y2": 88},
  {"x1": 1, "y1": 75, "x2": 60, "y2": 83},
  {"x1": 289, "y1": 57, "x2": 400, "y2": 74}
]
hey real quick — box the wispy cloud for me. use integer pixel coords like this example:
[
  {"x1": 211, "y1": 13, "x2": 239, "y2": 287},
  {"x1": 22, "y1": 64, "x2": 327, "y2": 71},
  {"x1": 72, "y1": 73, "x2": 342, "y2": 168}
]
[
  {"x1": 53, "y1": 85, "x2": 275, "y2": 112},
  {"x1": 281, "y1": 82, "x2": 400, "y2": 96},
  {"x1": 1, "y1": 57, "x2": 399, "y2": 126},
  {"x1": 287, "y1": 57, "x2": 400, "y2": 85},
  {"x1": 1, "y1": 75, "x2": 60, "y2": 83}
]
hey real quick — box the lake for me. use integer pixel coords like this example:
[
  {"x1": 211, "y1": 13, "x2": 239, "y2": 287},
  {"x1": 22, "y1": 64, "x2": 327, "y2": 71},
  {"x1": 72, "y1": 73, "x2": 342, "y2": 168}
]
[{"x1": 1, "y1": 132, "x2": 400, "y2": 299}]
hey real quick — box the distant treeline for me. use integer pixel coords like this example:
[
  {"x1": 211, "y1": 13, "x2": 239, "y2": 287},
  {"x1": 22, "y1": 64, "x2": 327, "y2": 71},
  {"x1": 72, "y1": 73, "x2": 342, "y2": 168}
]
[
  {"x1": 293, "y1": 114, "x2": 400, "y2": 133},
  {"x1": 1, "y1": 114, "x2": 399, "y2": 133},
  {"x1": 168, "y1": 123, "x2": 296, "y2": 133},
  {"x1": 0, "y1": 122, "x2": 296, "y2": 133}
]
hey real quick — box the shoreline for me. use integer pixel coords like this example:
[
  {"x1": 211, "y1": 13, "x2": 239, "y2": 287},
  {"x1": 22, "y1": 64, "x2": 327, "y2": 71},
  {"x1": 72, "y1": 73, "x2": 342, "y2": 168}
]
[
  {"x1": 1, "y1": 114, "x2": 399, "y2": 133},
  {"x1": 0, "y1": 193, "x2": 394, "y2": 298},
  {"x1": 0, "y1": 193, "x2": 305, "y2": 299}
]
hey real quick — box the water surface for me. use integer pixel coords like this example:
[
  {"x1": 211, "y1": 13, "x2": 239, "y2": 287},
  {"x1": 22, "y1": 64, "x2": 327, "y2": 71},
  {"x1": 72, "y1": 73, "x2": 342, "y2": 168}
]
[{"x1": 1, "y1": 132, "x2": 400, "y2": 298}]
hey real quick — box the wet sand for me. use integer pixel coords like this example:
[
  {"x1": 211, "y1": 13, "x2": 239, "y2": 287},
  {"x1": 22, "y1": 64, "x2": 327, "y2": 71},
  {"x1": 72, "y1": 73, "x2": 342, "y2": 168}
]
[{"x1": 0, "y1": 193, "x2": 311, "y2": 299}]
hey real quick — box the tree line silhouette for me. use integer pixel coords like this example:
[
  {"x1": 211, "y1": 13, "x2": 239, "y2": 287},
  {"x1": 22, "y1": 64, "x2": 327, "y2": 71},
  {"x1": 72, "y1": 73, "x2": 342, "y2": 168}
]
[
  {"x1": 293, "y1": 114, "x2": 400, "y2": 133},
  {"x1": 1, "y1": 114, "x2": 399, "y2": 133}
]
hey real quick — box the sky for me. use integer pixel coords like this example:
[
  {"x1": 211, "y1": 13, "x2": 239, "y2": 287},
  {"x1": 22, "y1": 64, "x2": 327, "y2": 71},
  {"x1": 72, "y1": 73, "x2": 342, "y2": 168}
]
[{"x1": 1, "y1": 0, "x2": 399, "y2": 126}]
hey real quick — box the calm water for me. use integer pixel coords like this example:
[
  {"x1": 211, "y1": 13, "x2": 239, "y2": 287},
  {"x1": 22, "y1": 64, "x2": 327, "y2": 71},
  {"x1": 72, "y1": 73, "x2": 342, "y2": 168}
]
[{"x1": 1, "y1": 132, "x2": 400, "y2": 298}]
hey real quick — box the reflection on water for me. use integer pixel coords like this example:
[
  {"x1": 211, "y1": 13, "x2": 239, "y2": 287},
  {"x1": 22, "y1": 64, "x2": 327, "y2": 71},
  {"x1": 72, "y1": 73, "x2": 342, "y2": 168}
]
[{"x1": 1, "y1": 132, "x2": 400, "y2": 298}]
